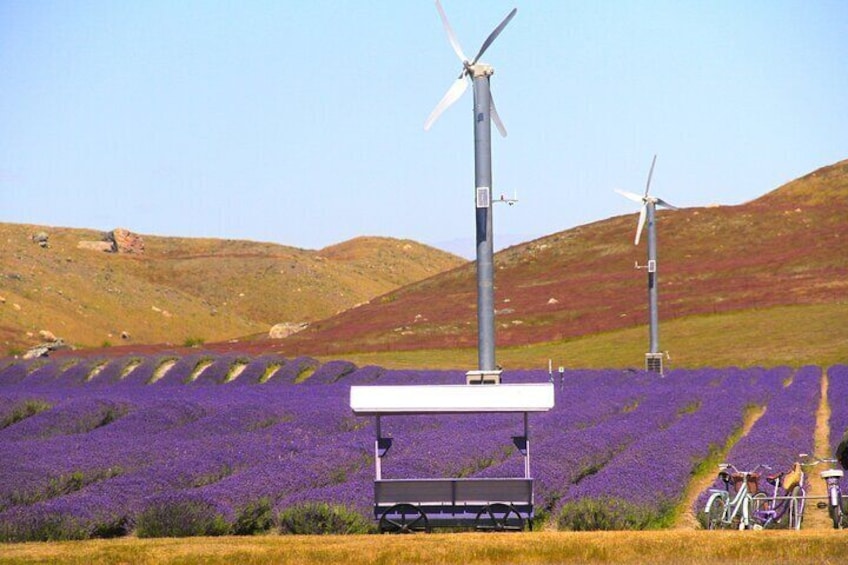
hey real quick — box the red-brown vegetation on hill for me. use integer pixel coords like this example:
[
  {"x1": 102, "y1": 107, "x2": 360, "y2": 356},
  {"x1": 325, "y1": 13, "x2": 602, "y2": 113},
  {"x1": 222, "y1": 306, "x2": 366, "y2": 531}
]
[{"x1": 275, "y1": 159, "x2": 848, "y2": 357}]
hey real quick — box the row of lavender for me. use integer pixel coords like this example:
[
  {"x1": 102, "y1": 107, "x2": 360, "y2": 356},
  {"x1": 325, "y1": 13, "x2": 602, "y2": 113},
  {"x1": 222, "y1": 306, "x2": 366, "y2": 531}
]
[
  {"x1": 0, "y1": 355, "x2": 833, "y2": 539},
  {"x1": 828, "y1": 365, "x2": 848, "y2": 492},
  {"x1": 689, "y1": 365, "x2": 821, "y2": 523}
]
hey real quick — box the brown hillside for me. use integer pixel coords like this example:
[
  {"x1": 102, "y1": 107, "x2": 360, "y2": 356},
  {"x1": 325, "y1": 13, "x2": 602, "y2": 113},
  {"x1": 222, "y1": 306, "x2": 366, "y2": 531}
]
[
  {"x1": 0, "y1": 227, "x2": 464, "y2": 354},
  {"x1": 275, "y1": 159, "x2": 848, "y2": 356}
]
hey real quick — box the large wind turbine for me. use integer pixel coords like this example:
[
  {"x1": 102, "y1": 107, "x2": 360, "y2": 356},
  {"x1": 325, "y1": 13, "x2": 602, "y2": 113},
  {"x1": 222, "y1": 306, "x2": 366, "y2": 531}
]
[
  {"x1": 616, "y1": 155, "x2": 679, "y2": 373},
  {"x1": 425, "y1": 0, "x2": 516, "y2": 378}
]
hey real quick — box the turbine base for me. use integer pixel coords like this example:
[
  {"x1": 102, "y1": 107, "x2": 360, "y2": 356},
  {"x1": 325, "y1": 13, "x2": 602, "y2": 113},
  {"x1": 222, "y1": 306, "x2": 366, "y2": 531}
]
[{"x1": 645, "y1": 353, "x2": 664, "y2": 375}]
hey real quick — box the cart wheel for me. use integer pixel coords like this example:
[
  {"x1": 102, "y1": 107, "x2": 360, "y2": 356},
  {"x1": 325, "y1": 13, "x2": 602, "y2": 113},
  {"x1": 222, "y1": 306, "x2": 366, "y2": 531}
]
[
  {"x1": 379, "y1": 504, "x2": 429, "y2": 534},
  {"x1": 475, "y1": 503, "x2": 524, "y2": 532}
]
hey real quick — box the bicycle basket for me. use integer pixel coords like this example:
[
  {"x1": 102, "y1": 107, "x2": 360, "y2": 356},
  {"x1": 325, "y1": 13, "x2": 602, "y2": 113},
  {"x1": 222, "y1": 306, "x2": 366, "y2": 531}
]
[
  {"x1": 732, "y1": 473, "x2": 760, "y2": 493},
  {"x1": 782, "y1": 463, "x2": 802, "y2": 492}
]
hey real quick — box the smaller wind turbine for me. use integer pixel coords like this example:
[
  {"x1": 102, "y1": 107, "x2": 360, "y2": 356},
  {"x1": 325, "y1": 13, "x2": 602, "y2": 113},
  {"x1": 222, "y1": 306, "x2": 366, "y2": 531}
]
[{"x1": 616, "y1": 155, "x2": 679, "y2": 374}]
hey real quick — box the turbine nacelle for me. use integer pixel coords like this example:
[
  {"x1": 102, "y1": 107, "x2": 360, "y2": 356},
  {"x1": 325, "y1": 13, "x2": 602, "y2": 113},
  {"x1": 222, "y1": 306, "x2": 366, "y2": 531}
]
[
  {"x1": 424, "y1": 0, "x2": 516, "y2": 137},
  {"x1": 615, "y1": 155, "x2": 678, "y2": 245}
]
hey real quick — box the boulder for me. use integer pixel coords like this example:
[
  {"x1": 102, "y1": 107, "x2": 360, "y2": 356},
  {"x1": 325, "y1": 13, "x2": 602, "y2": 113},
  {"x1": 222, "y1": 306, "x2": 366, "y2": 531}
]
[
  {"x1": 22, "y1": 338, "x2": 67, "y2": 359},
  {"x1": 109, "y1": 228, "x2": 144, "y2": 254},
  {"x1": 38, "y1": 330, "x2": 56, "y2": 341},
  {"x1": 31, "y1": 231, "x2": 49, "y2": 248},
  {"x1": 269, "y1": 322, "x2": 308, "y2": 339}
]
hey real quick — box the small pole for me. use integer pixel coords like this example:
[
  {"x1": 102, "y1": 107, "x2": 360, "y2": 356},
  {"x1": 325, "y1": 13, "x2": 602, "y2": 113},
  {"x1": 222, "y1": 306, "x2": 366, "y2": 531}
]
[
  {"x1": 558, "y1": 366, "x2": 565, "y2": 391},
  {"x1": 524, "y1": 412, "x2": 530, "y2": 479},
  {"x1": 375, "y1": 416, "x2": 382, "y2": 481}
]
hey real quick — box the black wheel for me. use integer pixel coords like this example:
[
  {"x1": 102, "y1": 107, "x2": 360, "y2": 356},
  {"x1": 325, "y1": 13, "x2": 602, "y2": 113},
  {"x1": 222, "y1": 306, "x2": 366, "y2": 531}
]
[
  {"x1": 707, "y1": 495, "x2": 728, "y2": 530},
  {"x1": 379, "y1": 504, "x2": 429, "y2": 534},
  {"x1": 474, "y1": 503, "x2": 524, "y2": 532}
]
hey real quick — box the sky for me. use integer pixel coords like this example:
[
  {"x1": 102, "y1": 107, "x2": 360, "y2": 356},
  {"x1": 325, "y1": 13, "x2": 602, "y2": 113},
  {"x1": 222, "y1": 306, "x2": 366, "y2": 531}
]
[{"x1": 1, "y1": 1, "x2": 846, "y2": 258}]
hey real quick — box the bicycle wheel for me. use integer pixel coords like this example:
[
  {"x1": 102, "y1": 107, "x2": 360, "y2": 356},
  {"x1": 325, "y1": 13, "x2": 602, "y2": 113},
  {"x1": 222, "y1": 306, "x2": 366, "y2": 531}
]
[
  {"x1": 707, "y1": 495, "x2": 728, "y2": 530},
  {"x1": 750, "y1": 492, "x2": 769, "y2": 529}
]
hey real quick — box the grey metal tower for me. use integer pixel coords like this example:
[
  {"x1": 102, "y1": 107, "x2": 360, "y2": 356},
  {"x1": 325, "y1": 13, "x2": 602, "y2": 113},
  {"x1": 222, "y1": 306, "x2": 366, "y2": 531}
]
[
  {"x1": 616, "y1": 156, "x2": 678, "y2": 374},
  {"x1": 425, "y1": 1, "x2": 516, "y2": 380}
]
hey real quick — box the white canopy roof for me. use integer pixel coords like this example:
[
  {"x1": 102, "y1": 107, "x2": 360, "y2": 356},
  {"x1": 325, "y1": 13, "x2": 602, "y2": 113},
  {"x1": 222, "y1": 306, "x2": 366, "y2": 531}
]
[{"x1": 350, "y1": 383, "x2": 555, "y2": 415}]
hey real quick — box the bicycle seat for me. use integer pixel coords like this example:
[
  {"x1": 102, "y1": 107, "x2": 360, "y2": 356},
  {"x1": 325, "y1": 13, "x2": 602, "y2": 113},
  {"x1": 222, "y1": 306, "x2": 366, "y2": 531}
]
[
  {"x1": 821, "y1": 469, "x2": 844, "y2": 479},
  {"x1": 766, "y1": 473, "x2": 782, "y2": 486}
]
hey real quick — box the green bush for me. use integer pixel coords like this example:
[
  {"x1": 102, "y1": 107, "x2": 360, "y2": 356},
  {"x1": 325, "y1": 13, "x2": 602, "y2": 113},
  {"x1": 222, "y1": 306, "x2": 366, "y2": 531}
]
[
  {"x1": 276, "y1": 502, "x2": 372, "y2": 535},
  {"x1": 135, "y1": 494, "x2": 230, "y2": 538},
  {"x1": 232, "y1": 498, "x2": 274, "y2": 535},
  {"x1": 1, "y1": 398, "x2": 52, "y2": 429},
  {"x1": 557, "y1": 497, "x2": 667, "y2": 531},
  {"x1": 0, "y1": 512, "x2": 88, "y2": 542}
]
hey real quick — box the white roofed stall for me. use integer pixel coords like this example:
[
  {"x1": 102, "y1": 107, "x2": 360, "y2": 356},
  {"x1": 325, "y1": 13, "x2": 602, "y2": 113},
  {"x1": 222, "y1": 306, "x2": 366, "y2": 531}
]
[
  {"x1": 349, "y1": 383, "x2": 554, "y2": 415},
  {"x1": 349, "y1": 382, "x2": 555, "y2": 532}
]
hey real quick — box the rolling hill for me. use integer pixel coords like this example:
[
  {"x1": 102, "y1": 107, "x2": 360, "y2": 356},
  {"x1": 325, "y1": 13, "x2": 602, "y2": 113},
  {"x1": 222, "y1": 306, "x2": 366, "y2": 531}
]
[
  {"x1": 0, "y1": 228, "x2": 464, "y2": 355},
  {"x1": 273, "y1": 159, "x2": 848, "y2": 361}
]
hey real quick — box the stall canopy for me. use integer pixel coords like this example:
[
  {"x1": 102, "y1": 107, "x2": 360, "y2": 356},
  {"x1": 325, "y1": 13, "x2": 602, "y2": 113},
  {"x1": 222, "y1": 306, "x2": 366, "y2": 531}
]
[{"x1": 350, "y1": 383, "x2": 555, "y2": 416}]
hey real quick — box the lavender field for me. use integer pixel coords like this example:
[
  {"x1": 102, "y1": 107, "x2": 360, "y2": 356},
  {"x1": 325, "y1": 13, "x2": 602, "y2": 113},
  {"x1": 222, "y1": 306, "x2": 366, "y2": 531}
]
[{"x1": 0, "y1": 354, "x2": 843, "y2": 541}]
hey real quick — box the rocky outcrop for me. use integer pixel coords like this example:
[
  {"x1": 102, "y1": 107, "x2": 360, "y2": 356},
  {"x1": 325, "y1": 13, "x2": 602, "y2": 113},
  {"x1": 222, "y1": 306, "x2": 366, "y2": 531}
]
[
  {"x1": 109, "y1": 228, "x2": 144, "y2": 254},
  {"x1": 269, "y1": 322, "x2": 308, "y2": 339},
  {"x1": 31, "y1": 231, "x2": 49, "y2": 248},
  {"x1": 23, "y1": 337, "x2": 68, "y2": 359},
  {"x1": 77, "y1": 241, "x2": 114, "y2": 252},
  {"x1": 77, "y1": 228, "x2": 145, "y2": 254}
]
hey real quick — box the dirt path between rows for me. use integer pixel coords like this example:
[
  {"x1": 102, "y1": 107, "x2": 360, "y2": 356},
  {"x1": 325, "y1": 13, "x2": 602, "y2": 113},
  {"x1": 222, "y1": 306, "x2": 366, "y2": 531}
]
[
  {"x1": 673, "y1": 406, "x2": 767, "y2": 529},
  {"x1": 802, "y1": 370, "x2": 831, "y2": 530}
]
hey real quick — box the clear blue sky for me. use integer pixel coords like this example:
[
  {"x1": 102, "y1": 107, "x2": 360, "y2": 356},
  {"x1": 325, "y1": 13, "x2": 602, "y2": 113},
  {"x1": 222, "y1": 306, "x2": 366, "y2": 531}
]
[{"x1": 2, "y1": 1, "x2": 846, "y2": 258}]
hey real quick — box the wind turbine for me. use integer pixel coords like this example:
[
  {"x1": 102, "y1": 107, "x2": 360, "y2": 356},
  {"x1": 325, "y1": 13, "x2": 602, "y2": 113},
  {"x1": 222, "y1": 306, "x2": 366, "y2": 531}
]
[
  {"x1": 425, "y1": 0, "x2": 516, "y2": 378},
  {"x1": 616, "y1": 155, "x2": 679, "y2": 374}
]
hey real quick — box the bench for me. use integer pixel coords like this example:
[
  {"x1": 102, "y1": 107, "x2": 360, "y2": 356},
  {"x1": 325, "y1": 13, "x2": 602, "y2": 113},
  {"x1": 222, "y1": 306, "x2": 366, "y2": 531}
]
[{"x1": 375, "y1": 478, "x2": 533, "y2": 532}]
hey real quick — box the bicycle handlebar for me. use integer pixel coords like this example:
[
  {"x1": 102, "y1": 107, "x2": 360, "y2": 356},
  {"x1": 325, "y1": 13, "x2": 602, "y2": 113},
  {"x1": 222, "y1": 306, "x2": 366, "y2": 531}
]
[
  {"x1": 798, "y1": 454, "x2": 840, "y2": 467},
  {"x1": 717, "y1": 463, "x2": 768, "y2": 475}
]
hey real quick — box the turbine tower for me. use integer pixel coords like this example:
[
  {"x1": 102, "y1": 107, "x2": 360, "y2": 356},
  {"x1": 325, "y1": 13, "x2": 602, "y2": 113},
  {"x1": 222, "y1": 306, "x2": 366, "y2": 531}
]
[
  {"x1": 616, "y1": 155, "x2": 678, "y2": 374},
  {"x1": 425, "y1": 0, "x2": 516, "y2": 381}
]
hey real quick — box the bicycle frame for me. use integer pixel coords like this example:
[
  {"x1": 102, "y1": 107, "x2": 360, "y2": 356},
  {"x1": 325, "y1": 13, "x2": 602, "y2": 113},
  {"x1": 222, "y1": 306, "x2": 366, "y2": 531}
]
[
  {"x1": 821, "y1": 468, "x2": 845, "y2": 530},
  {"x1": 751, "y1": 464, "x2": 805, "y2": 530},
  {"x1": 705, "y1": 463, "x2": 762, "y2": 530},
  {"x1": 799, "y1": 454, "x2": 845, "y2": 530}
]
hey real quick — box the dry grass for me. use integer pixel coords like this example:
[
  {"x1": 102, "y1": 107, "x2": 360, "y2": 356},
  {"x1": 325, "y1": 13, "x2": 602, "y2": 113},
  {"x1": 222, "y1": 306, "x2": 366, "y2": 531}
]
[
  {"x1": 0, "y1": 224, "x2": 463, "y2": 354},
  {"x1": 1, "y1": 531, "x2": 847, "y2": 564}
]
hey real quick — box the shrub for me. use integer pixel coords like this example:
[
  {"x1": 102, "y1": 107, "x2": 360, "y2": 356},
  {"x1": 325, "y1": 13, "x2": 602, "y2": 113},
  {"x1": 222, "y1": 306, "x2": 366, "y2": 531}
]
[
  {"x1": 0, "y1": 511, "x2": 88, "y2": 542},
  {"x1": 135, "y1": 494, "x2": 230, "y2": 538},
  {"x1": 0, "y1": 399, "x2": 52, "y2": 429},
  {"x1": 232, "y1": 497, "x2": 274, "y2": 535},
  {"x1": 557, "y1": 497, "x2": 664, "y2": 530},
  {"x1": 276, "y1": 502, "x2": 372, "y2": 535}
]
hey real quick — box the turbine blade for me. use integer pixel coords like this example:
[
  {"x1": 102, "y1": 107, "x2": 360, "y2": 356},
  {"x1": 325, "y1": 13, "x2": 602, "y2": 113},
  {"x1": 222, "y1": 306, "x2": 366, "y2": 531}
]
[
  {"x1": 655, "y1": 197, "x2": 679, "y2": 210},
  {"x1": 471, "y1": 7, "x2": 517, "y2": 65},
  {"x1": 435, "y1": 0, "x2": 468, "y2": 62},
  {"x1": 615, "y1": 189, "x2": 644, "y2": 203},
  {"x1": 635, "y1": 204, "x2": 647, "y2": 245},
  {"x1": 644, "y1": 154, "x2": 657, "y2": 197},
  {"x1": 490, "y1": 93, "x2": 507, "y2": 137},
  {"x1": 424, "y1": 76, "x2": 469, "y2": 131}
]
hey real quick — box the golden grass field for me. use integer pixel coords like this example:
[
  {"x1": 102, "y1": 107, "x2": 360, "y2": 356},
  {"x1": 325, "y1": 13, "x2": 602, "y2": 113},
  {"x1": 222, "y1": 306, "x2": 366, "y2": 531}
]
[{"x1": 2, "y1": 531, "x2": 848, "y2": 565}]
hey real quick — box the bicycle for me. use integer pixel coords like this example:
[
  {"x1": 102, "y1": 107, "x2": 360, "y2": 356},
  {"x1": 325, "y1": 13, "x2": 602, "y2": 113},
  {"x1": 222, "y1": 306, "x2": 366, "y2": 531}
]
[
  {"x1": 749, "y1": 461, "x2": 806, "y2": 530},
  {"x1": 802, "y1": 454, "x2": 846, "y2": 530},
  {"x1": 704, "y1": 463, "x2": 765, "y2": 530}
]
